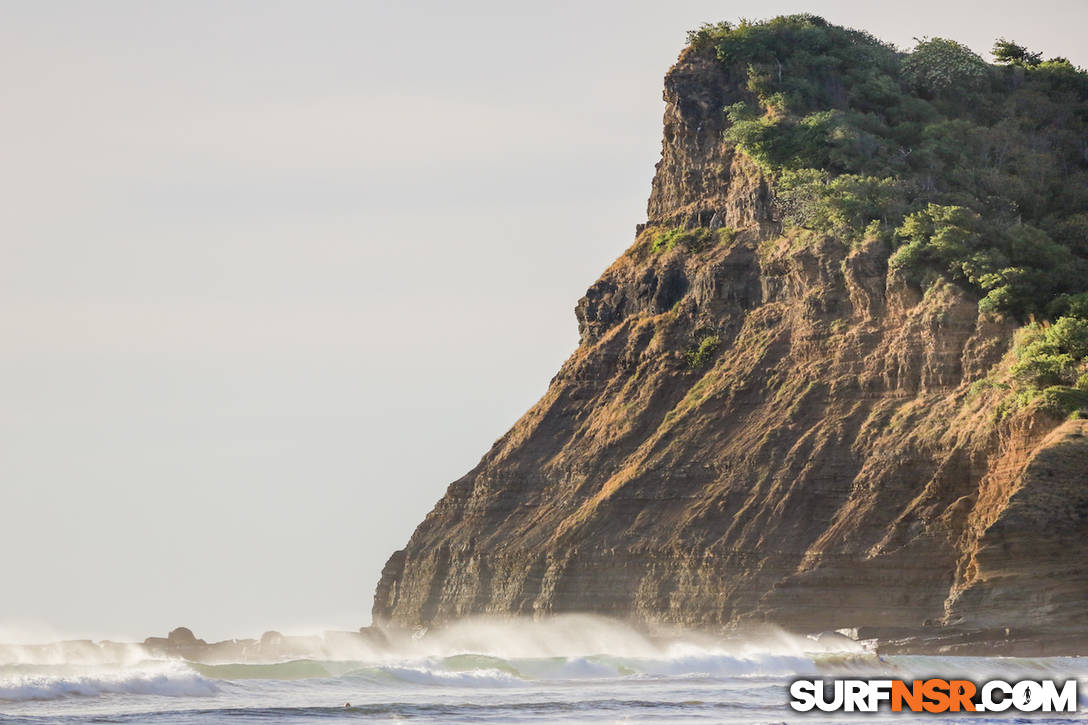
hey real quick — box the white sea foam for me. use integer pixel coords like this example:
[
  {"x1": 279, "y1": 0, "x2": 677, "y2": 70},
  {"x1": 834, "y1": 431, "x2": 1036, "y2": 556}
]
[
  {"x1": 376, "y1": 664, "x2": 522, "y2": 687},
  {"x1": 621, "y1": 652, "x2": 820, "y2": 678}
]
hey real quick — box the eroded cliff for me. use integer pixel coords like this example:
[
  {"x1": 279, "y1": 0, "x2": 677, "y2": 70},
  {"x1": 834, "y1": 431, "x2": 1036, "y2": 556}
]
[{"x1": 373, "y1": 30, "x2": 1088, "y2": 652}]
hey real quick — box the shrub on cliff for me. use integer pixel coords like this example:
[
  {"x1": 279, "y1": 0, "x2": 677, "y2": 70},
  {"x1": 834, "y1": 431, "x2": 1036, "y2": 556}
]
[
  {"x1": 687, "y1": 335, "x2": 722, "y2": 369},
  {"x1": 1007, "y1": 318, "x2": 1088, "y2": 415},
  {"x1": 652, "y1": 227, "x2": 709, "y2": 253},
  {"x1": 777, "y1": 170, "x2": 908, "y2": 240},
  {"x1": 889, "y1": 205, "x2": 1083, "y2": 317},
  {"x1": 649, "y1": 226, "x2": 732, "y2": 254},
  {"x1": 1011, "y1": 318, "x2": 1088, "y2": 388}
]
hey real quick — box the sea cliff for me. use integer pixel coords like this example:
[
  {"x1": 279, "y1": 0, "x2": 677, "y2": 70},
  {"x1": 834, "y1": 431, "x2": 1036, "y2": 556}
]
[{"x1": 373, "y1": 17, "x2": 1088, "y2": 654}]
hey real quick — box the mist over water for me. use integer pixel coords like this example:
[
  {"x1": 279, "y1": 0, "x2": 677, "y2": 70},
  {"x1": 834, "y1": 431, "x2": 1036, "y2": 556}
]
[{"x1": 1, "y1": 615, "x2": 1085, "y2": 723}]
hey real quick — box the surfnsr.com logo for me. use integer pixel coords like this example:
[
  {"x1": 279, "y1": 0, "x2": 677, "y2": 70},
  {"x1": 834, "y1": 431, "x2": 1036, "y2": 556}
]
[{"x1": 789, "y1": 678, "x2": 1078, "y2": 713}]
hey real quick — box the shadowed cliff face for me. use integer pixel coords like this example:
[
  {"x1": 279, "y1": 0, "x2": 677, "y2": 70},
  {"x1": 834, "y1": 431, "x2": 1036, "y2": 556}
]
[{"x1": 372, "y1": 45, "x2": 1088, "y2": 644}]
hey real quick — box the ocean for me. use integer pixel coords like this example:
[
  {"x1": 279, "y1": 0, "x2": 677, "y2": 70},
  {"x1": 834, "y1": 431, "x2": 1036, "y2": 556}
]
[{"x1": 1, "y1": 617, "x2": 1085, "y2": 723}]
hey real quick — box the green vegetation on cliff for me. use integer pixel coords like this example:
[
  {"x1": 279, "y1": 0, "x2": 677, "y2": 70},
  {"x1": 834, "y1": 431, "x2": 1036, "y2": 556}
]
[
  {"x1": 1010, "y1": 318, "x2": 1088, "y2": 415},
  {"x1": 689, "y1": 14, "x2": 1088, "y2": 410},
  {"x1": 650, "y1": 226, "x2": 717, "y2": 253},
  {"x1": 687, "y1": 334, "x2": 722, "y2": 369}
]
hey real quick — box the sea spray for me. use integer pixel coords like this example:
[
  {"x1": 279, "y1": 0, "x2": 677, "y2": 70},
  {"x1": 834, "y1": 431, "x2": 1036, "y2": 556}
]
[{"x1": 1, "y1": 618, "x2": 1086, "y2": 722}]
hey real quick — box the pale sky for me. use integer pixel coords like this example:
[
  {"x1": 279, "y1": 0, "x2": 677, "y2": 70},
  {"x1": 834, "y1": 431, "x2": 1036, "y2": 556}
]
[{"x1": 2, "y1": 0, "x2": 1085, "y2": 643}]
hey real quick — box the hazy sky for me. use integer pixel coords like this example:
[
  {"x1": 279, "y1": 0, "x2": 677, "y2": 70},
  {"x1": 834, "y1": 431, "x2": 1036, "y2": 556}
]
[{"x1": 2, "y1": 0, "x2": 1085, "y2": 643}]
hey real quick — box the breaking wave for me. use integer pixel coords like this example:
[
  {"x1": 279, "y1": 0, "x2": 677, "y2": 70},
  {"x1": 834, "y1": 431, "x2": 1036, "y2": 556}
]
[
  {"x1": 0, "y1": 661, "x2": 218, "y2": 702},
  {"x1": 190, "y1": 651, "x2": 828, "y2": 686}
]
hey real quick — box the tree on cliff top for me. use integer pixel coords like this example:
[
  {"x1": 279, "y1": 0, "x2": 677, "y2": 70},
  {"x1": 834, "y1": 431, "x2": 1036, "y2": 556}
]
[{"x1": 992, "y1": 38, "x2": 1043, "y2": 67}]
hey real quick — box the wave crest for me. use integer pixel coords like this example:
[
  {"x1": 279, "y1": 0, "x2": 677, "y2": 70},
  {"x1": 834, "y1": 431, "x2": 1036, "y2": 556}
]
[{"x1": 0, "y1": 661, "x2": 217, "y2": 702}]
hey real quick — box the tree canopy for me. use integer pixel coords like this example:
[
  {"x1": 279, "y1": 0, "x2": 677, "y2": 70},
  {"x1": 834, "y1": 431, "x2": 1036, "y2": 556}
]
[
  {"x1": 690, "y1": 15, "x2": 1088, "y2": 411},
  {"x1": 691, "y1": 15, "x2": 1088, "y2": 321}
]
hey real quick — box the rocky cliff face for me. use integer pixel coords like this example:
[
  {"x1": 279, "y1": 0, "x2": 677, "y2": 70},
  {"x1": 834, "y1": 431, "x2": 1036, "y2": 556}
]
[{"x1": 372, "y1": 45, "x2": 1088, "y2": 651}]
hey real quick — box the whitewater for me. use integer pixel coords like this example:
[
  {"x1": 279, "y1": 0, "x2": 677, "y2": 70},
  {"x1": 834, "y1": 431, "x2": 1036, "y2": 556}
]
[{"x1": 1, "y1": 616, "x2": 1085, "y2": 723}]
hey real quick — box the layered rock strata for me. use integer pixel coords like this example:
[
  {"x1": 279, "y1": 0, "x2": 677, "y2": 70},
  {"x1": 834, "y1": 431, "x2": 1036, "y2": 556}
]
[{"x1": 372, "y1": 44, "x2": 1088, "y2": 651}]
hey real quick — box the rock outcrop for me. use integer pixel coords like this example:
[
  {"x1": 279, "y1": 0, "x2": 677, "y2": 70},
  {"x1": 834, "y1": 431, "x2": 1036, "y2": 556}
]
[
  {"x1": 372, "y1": 43, "x2": 1088, "y2": 652},
  {"x1": 136, "y1": 627, "x2": 389, "y2": 663}
]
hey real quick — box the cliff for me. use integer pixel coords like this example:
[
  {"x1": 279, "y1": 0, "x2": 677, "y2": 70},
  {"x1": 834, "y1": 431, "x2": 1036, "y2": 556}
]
[{"x1": 373, "y1": 18, "x2": 1088, "y2": 653}]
